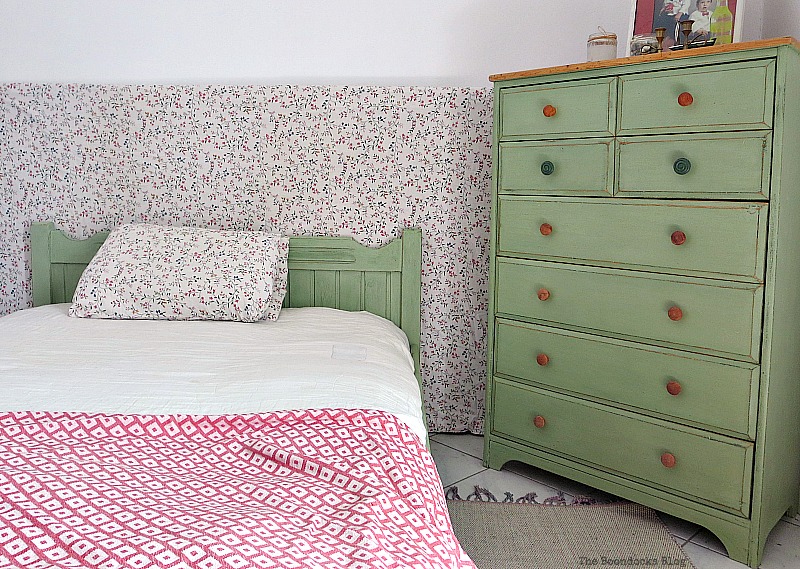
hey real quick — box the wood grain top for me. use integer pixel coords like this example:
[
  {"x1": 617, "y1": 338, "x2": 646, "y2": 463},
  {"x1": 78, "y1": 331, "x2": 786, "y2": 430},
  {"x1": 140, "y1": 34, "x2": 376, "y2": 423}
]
[{"x1": 489, "y1": 37, "x2": 800, "y2": 83}]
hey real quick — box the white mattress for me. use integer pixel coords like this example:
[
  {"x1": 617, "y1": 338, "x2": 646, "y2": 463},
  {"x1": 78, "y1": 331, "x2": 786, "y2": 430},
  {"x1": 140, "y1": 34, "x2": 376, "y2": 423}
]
[{"x1": 0, "y1": 304, "x2": 426, "y2": 442}]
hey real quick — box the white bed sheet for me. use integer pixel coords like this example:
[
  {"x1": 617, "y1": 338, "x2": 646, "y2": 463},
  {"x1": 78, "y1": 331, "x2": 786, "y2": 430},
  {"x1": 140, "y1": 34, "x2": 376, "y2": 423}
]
[{"x1": 0, "y1": 304, "x2": 426, "y2": 441}]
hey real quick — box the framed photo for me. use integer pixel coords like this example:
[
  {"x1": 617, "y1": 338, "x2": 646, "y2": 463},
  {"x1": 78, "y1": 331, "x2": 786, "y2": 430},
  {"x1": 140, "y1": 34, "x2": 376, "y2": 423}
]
[{"x1": 627, "y1": 0, "x2": 744, "y2": 54}]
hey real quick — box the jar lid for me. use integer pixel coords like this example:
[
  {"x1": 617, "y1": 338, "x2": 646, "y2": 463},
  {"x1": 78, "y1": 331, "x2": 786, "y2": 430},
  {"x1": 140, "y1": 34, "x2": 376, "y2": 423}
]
[{"x1": 588, "y1": 27, "x2": 617, "y2": 41}]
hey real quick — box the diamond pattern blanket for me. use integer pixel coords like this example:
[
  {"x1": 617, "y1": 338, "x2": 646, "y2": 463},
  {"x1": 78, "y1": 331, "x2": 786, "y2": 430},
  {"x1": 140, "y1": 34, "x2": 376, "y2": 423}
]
[{"x1": 0, "y1": 409, "x2": 475, "y2": 568}]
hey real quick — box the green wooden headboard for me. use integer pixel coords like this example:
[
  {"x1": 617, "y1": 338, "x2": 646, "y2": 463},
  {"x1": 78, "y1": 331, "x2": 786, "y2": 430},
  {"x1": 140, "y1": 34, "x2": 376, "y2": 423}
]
[{"x1": 30, "y1": 222, "x2": 423, "y2": 390}]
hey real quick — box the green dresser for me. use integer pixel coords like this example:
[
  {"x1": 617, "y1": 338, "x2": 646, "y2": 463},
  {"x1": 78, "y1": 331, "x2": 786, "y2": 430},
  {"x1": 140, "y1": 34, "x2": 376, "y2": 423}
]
[{"x1": 484, "y1": 38, "x2": 800, "y2": 567}]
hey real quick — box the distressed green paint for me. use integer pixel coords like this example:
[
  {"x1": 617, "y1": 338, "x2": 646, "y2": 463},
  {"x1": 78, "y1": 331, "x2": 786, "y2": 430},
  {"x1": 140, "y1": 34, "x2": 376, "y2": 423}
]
[
  {"x1": 498, "y1": 139, "x2": 613, "y2": 195},
  {"x1": 337, "y1": 272, "x2": 363, "y2": 312},
  {"x1": 493, "y1": 379, "x2": 754, "y2": 516},
  {"x1": 495, "y1": 258, "x2": 764, "y2": 362},
  {"x1": 494, "y1": 318, "x2": 758, "y2": 439},
  {"x1": 749, "y1": 44, "x2": 800, "y2": 555},
  {"x1": 617, "y1": 132, "x2": 772, "y2": 199},
  {"x1": 486, "y1": 42, "x2": 800, "y2": 568},
  {"x1": 499, "y1": 78, "x2": 616, "y2": 139},
  {"x1": 618, "y1": 59, "x2": 775, "y2": 134},
  {"x1": 485, "y1": 438, "x2": 753, "y2": 564},
  {"x1": 498, "y1": 196, "x2": 768, "y2": 282}
]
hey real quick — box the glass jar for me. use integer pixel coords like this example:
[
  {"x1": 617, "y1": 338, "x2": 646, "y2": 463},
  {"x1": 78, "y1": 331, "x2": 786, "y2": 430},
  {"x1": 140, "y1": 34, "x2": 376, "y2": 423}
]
[
  {"x1": 587, "y1": 30, "x2": 618, "y2": 62},
  {"x1": 630, "y1": 34, "x2": 660, "y2": 56}
]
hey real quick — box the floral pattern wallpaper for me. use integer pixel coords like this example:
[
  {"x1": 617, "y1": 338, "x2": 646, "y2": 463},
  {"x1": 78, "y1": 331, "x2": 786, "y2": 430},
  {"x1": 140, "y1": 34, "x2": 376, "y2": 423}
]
[{"x1": 0, "y1": 84, "x2": 493, "y2": 433}]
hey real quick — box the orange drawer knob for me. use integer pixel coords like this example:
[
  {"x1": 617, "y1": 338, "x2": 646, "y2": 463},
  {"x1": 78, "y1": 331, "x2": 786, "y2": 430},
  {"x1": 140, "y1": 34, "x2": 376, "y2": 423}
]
[
  {"x1": 668, "y1": 306, "x2": 683, "y2": 321},
  {"x1": 671, "y1": 230, "x2": 686, "y2": 246},
  {"x1": 537, "y1": 288, "x2": 551, "y2": 301},
  {"x1": 661, "y1": 452, "x2": 677, "y2": 468},
  {"x1": 533, "y1": 415, "x2": 547, "y2": 428},
  {"x1": 536, "y1": 353, "x2": 550, "y2": 366},
  {"x1": 543, "y1": 104, "x2": 557, "y2": 117},
  {"x1": 678, "y1": 92, "x2": 694, "y2": 107},
  {"x1": 540, "y1": 223, "x2": 553, "y2": 236},
  {"x1": 666, "y1": 381, "x2": 682, "y2": 396}
]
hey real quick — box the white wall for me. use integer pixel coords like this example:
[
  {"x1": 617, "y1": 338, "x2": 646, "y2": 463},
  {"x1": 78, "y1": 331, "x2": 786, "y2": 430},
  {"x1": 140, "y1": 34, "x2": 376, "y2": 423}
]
[
  {"x1": 762, "y1": 0, "x2": 800, "y2": 39},
  {"x1": 0, "y1": 0, "x2": 790, "y2": 86},
  {"x1": 0, "y1": 0, "x2": 628, "y2": 86}
]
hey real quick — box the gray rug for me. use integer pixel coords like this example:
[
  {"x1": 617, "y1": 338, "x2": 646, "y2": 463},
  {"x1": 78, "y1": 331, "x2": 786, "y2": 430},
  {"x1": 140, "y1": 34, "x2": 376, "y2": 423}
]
[{"x1": 447, "y1": 499, "x2": 696, "y2": 569}]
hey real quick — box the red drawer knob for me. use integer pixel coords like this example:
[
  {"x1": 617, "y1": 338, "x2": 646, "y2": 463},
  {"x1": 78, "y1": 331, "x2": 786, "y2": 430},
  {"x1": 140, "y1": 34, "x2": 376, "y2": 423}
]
[
  {"x1": 666, "y1": 381, "x2": 682, "y2": 396},
  {"x1": 671, "y1": 230, "x2": 686, "y2": 246},
  {"x1": 668, "y1": 306, "x2": 683, "y2": 321},
  {"x1": 537, "y1": 288, "x2": 551, "y2": 301},
  {"x1": 661, "y1": 452, "x2": 677, "y2": 468},
  {"x1": 536, "y1": 353, "x2": 550, "y2": 366},
  {"x1": 677, "y1": 92, "x2": 694, "y2": 107},
  {"x1": 543, "y1": 104, "x2": 557, "y2": 117},
  {"x1": 533, "y1": 415, "x2": 547, "y2": 428},
  {"x1": 540, "y1": 223, "x2": 553, "y2": 236}
]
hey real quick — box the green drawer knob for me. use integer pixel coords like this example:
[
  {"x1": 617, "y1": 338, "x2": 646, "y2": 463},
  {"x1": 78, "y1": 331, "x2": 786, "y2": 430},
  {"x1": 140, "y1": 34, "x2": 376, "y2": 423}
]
[
  {"x1": 673, "y1": 158, "x2": 692, "y2": 175},
  {"x1": 541, "y1": 161, "x2": 555, "y2": 176}
]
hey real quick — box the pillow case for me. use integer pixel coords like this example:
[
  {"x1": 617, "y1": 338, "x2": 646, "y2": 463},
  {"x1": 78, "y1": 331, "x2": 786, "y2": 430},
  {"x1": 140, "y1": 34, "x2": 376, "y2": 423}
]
[{"x1": 69, "y1": 224, "x2": 289, "y2": 322}]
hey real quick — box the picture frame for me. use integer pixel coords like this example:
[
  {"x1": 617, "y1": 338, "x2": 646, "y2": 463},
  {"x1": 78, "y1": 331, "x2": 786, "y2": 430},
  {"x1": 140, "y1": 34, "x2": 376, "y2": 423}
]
[{"x1": 626, "y1": 0, "x2": 744, "y2": 54}]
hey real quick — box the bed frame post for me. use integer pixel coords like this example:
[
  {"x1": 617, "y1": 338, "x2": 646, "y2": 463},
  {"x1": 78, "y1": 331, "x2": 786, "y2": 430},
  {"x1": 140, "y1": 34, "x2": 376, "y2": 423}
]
[
  {"x1": 31, "y1": 222, "x2": 55, "y2": 308},
  {"x1": 400, "y1": 228, "x2": 422, "y2": 385},
  {"x1": 400, "y1": 228, "x2": 424, "y2": 434}
]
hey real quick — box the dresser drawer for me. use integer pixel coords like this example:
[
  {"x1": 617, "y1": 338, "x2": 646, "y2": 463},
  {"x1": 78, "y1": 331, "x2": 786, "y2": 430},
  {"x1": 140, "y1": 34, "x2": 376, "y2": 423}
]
[
  {"x1": 498, "y1": 140, "x2": 613, "y2": 196},
  {"x1": 495, "y1": 259, "x2": 764, "y2": 361},
  {"x1": 618, "y1": 60, "x2": 775, "y2": 134},
  {"x1": 492, "y1": 380, "x2": 754, "y2": 516},
  {"x1": 499, "y1": 78, "x2": 615, "y2": 139},
  {"x1": 494, "y1": 319, "x2": 758, "y2": 438},
  {"x1": 617, "y1": 132, "x2": 771, "y2": 199},
  {"x1": 497, "y1": 197, "x2": 768, "y2": 282}
]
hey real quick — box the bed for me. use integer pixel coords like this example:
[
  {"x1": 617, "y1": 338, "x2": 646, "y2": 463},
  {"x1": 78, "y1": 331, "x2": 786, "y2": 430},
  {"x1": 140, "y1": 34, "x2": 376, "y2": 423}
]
[{"x1": 0, "y1": 222, "x2": 475, "y2": 569}]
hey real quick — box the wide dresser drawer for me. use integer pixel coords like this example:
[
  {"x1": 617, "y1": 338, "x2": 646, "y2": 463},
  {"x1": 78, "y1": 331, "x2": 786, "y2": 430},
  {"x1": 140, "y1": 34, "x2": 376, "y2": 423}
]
[
  {"x1": 498, "y1": 140, "x2": 613, "y2": 196},
  {"x1": 494, "y1": 319, "x2": 758, "y2": 438},
  {"x1": 492, "y1": 379, "x2": 754, "y2": 516},
  {"x1": 499, "y1": 78, "x2": 615, "y2": 139},
  {"x1": 495, "y1": 259, "x2": 764, "y2": 361},
  {"x1": 497, "y1": 197, "x2": 768, "y2": 281},
  {"x1": 617, "y1": 132, "x2": 771, "y2": 199},
  {"x1": 618, "y1": 60, "x2": 775, "y2": 134}
]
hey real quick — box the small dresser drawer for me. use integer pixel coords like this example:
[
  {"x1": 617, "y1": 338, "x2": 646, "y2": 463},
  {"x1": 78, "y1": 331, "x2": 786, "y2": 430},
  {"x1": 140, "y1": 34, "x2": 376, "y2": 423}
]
[
  {"x1": 618, "y1": 60, "x2": 775, "y2": 134},
  {"x1": 498, "y1": 140, "x2": 613, "y2": 196},
  {"x1": 500, "y1": 78, "x2": 615, "y2": 139},
  {"x1": 617, "y1": 132, "x2": 771, "y2": 199},
  {"x1": 494, "y1": 319, "x2": 758, "y2": 438},
  {"x1": 492, "y1": 379, "x2": 754, "y2": 516},
  {"x1": 495, "y1": 259, "x2": 764, "y2": 361},
  {"x1": 497, "y1": 197, "x2": 768, "y2": 282}
]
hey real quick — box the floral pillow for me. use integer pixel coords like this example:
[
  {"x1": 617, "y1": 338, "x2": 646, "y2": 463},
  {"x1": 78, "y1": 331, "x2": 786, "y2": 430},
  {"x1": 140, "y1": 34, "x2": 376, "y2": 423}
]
[{"x1": 69, "y1": 224, "x2": 289, "y2": 322}]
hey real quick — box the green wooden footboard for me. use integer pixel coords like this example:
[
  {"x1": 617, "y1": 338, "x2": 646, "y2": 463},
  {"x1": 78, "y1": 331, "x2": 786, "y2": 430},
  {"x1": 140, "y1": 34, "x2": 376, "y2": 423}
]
[{"x1": 29, "y1": 222, "x2": 423, "y2": 392}]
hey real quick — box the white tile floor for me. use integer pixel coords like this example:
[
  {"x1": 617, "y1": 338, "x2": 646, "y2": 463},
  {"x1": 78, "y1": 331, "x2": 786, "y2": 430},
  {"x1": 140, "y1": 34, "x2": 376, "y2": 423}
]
[{"x1": 430, "y1": 433, "x2": 800, "y2": 569}]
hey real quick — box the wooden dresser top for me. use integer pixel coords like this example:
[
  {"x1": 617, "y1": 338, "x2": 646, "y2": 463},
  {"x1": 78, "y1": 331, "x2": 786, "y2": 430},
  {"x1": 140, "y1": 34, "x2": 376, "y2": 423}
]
[{"x1": 490, "y1": 37, "x2": 800, "y2": 83}]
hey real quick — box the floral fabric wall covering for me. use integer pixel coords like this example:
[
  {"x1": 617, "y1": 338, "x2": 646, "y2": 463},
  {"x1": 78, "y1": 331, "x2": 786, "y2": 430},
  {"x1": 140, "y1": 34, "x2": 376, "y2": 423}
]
[{"x1": 0, "y1": 84, "x2": 492, "y2": 433}]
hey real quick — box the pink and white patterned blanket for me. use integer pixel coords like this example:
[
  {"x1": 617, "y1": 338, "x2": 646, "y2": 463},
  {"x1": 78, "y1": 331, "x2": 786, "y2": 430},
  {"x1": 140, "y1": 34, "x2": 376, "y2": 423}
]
[{"x1": 0, "y1": 409, "x2": 474, "y2": 569}]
